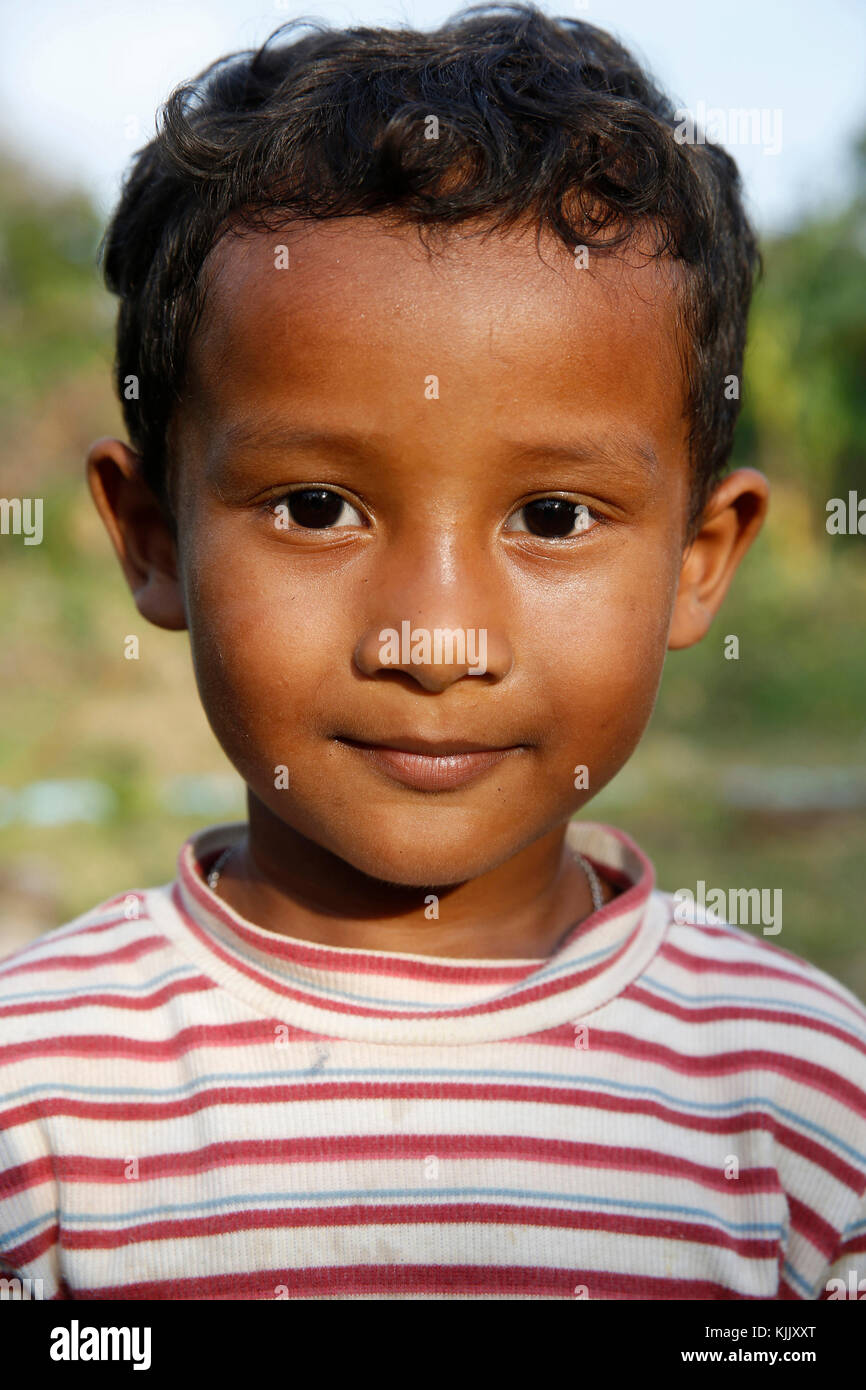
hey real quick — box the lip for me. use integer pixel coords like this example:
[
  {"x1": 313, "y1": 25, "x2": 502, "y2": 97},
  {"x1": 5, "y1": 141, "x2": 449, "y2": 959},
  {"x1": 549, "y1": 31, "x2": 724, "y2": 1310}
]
[{"x1": 335, "y1": 736, "x2": 522, "y2": 791}]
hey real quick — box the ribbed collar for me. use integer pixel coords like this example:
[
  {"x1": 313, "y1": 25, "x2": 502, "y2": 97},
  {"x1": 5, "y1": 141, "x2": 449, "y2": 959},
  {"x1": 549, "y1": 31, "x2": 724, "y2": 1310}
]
[{"x1": 149, "y1": 820, "x2": 666, "y2": 1045}]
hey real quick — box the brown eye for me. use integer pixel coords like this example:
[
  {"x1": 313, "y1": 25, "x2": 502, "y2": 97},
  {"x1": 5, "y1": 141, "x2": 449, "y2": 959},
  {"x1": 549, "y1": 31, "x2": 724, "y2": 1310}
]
[
  {"x1": 277, "y1": 488, "x2": 363, "y2": 529},
  {"x1": 508, "y1": 498, "x2": 595, "y2": 538}
]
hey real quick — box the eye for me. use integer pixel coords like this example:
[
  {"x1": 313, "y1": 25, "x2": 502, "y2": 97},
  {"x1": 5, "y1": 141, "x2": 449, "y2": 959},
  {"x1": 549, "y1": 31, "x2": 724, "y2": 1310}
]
[
  {"x1": 505, "y1": 496, "x2": 598, "y2": 539},
  {"x1": 270, "y1": 487, "x2": 365, "y2": 530}
]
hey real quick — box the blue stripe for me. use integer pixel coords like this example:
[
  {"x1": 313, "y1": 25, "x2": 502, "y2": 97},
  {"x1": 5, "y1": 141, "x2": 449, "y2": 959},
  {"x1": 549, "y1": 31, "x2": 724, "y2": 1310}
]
[
  {"x1": 1, "y1": 1191, "x2": 784, "y2": 1243},
  {"x1": 0, "y1": 967, "x2": 200, "y2": 1005},
  {"x1": 0, "y1": 1210, "x2": 60, "y2": 1246},
  {"x1": 207, "y1": 934, "x2": 622, "y2": 1011},
  {"x1": 3, "y1": 1068, "x2": 864, "y2": 1166},
  {"x1": 782, "y1": 1259, "x2": 816, "y2": 1297},
  {"x1": 641, "y1": 976, "x2": 866, "y2": 1044}
]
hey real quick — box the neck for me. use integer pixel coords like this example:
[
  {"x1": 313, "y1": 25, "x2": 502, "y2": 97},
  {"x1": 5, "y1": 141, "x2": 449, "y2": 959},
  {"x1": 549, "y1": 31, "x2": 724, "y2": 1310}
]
[{"x1": 208, "y1": 795, "x2": 613, "y2": 960}]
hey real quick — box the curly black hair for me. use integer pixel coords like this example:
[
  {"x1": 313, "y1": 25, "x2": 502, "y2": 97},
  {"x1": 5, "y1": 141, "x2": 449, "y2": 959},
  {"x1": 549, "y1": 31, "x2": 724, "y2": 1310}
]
[{"x1": 99, "y1": 2, "x2": 760, "y2": 532}]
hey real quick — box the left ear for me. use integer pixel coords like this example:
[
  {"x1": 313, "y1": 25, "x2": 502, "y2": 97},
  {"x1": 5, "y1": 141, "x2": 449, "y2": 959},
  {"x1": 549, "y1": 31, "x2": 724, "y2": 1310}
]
[{"x1": 668, "y1": 467, "x2": 769, "y2": 650}]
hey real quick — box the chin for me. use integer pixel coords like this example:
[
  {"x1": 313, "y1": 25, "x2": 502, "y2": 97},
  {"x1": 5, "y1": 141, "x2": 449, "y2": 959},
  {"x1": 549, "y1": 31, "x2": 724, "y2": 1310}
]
[{"x1": 333, "y1": 825, "x2": 505, "y2": 890}]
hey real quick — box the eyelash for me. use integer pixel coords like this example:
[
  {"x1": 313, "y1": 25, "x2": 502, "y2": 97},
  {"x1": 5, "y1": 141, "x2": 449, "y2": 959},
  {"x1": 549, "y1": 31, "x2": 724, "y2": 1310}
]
[
  {"x1": 265, "y1": 488, "x2": 365, "y2": 531},
  {"x1": 264, "y1": 487, "x2": 605, "y2": 539},
  {"x1": 505, "y1": 496, "x2": 604, "y2": 540}
]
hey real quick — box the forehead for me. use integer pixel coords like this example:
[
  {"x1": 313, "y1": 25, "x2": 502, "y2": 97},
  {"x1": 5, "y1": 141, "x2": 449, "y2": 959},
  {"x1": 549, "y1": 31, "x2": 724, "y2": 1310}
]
[{"x1": 179, "y1": 214, "x2": 687, "y2": 461}]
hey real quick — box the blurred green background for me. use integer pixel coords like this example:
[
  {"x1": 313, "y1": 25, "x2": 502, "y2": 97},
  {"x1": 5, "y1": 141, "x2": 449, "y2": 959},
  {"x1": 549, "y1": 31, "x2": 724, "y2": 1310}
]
[{"x1": 1, "y1": 139, "x2": 864, "y2": 995}]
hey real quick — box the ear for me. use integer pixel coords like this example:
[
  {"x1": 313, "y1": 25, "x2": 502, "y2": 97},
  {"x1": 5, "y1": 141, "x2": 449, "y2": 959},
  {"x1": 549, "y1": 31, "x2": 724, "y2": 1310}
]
[
  {"x1": 668, "y1": 467, "x2": 769, "y2": 650},
  {"x1": 86, "y1": 437, "x2": 187, "y2": 631}
]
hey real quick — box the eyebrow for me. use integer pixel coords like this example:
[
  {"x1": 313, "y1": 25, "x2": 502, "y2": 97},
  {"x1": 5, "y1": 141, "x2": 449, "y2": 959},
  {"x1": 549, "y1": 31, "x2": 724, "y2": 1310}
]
[
  {"x1": 508, "y1": 432, "x2": 660, "y2": 476},
  {"x1": 220, "y1": 420, "x2": 378, "y2": 461},
  {"x1": 218, "y1": 418, "x2": 660, "y2": 476}
]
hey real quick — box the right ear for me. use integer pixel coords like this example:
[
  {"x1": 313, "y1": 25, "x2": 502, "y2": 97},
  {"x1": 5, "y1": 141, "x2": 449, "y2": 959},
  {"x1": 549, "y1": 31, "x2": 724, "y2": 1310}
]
[{"x1": 86, "y1": 437, "x2": 187, "y2": 631}]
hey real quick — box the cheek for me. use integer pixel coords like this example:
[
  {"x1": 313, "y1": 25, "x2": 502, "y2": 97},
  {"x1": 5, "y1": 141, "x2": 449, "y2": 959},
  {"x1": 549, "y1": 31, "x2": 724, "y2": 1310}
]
[
  {"x1": 181, "y1": 535, "x2": 347, "y2": 751},
  {"x1": 525, "y1": 546, "x2": 679, "y2": 752}
]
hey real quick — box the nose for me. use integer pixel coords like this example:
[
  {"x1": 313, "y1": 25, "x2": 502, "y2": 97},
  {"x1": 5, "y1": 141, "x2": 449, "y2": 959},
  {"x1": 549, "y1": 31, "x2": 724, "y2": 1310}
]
[
  {"x1": 355, "y1": 618, "x2": 513, "y2": 691},
  {"x1": 353, "y1": 540, "x2": 513, "y2": 692}
]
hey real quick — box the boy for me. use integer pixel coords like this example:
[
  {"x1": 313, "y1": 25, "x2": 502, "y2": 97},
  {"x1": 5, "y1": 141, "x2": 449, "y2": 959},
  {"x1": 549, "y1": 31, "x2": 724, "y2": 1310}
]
[{"x1": 1, "y1": 3, "x2": 864, "y2": 1301}]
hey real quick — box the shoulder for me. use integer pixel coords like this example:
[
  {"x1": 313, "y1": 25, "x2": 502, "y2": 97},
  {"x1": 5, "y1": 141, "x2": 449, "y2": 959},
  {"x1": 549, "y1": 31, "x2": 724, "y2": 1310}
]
[
  {"x1": 0, "y1": 886, "x2": 169, "y2": 976},
  {"x1": 0, "y1": 883, "x2": 189, "y2": 1047},
  {"x1": 647, "y1": 888, "x2": 866, "y2": 1072},
  {"x1": 646, "y1": 891, "x2": 866, "y2": 1245}
]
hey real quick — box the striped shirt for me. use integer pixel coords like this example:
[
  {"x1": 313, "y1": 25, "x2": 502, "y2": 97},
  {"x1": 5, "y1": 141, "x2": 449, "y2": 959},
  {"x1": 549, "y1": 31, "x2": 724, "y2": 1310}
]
[{"x1": 1, "y1": 819, "x2": 865, "y2": 1301}]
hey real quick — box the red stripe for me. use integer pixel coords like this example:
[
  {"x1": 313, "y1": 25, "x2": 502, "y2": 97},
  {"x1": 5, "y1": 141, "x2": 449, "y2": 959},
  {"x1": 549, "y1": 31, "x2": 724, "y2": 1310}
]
[
  {"x1": 100, "y1": 891, "x2": 147, "y2": 911},
  {"x1": 658, "y1": 941, "x2": 864, "y2": 1015},
  {"x1": 691, "y1": 922, "x2": 866, "y2": 1002},
  {"x1": 2, "y1": 1082, "x2": 862, "y2": 1194},
  {"x1": 1, "y1": 1133, "x2": 783, "y2": 1193},
  {"x1": 0, "y1": 975, "x2": 215, "y2": 1019},
  {"x1": 787, "y1": 1194, "x2": 843, "y2": 1260},
  {"x1": 0, "y1": 1153, "x2": 55, "y2": 1196},
  {"x1": 72, "y1": 1264, "x2": 766, "y2": 1300},
  {"x1": 763, "y1": 1117, "x2": 865, "y2": 1192},
  {"x1": 0, "y1": 912, "x2": 143, "y2": 967},
  {"x1": 532, "y1": 1018, "x2": 866, "y2": 1117},
  {"x1": 0, "y1": 1018, "x2": 273, "y2": 1065},
  {"x1": 584, "y1": 1028, "x2": 866, "y2": 1117},
  {"x1": 62, "y1": 1200, "x2": 778, "y2": 1260},
  {"x1": 0, "y1": 1081, "x2": 784, "y2": 1139},
  {"x1": 0, "y1": 1221, "x2": 60, "y2": 1268},
  {"x1": 624, "y1": 982, "x2": 866, "y2": 1058},
  {"x1": 0, "y1": 935, "x2": 167, "y2": 978},
  {"x1": 777, "y1": 1277, "x2": 803, "y2": 1299},
  {"x1": 13, "y1": 1009, "x2": 852, "y2": 1107}
]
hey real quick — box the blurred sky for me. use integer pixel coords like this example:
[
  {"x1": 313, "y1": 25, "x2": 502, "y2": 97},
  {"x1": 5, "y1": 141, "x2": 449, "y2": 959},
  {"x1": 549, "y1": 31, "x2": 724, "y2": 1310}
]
[{"x1": 0, "y1": 0, "x2": 864, "y2": 234}]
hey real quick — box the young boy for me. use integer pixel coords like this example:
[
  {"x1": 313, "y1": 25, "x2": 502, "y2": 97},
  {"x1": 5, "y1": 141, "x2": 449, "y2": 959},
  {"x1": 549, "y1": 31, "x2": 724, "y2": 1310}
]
[{"x1": 2, "y1": 3, "x2": 864, "y2": 1302}]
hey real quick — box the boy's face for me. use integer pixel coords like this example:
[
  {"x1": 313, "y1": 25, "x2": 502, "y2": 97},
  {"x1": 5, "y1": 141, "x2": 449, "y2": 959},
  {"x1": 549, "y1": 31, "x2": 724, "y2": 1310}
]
[{"x1": 92, "y1": 215, "x2": 766, "y2": 888}]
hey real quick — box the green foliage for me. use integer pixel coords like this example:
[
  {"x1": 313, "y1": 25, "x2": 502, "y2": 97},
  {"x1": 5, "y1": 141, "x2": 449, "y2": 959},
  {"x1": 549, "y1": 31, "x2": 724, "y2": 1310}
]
[
  {"x1": 0, "y1": 151, "x2": 111, "y2": 414},
  {"x1": 734, "y1": 141, "x2": 866, "y2": 513}
]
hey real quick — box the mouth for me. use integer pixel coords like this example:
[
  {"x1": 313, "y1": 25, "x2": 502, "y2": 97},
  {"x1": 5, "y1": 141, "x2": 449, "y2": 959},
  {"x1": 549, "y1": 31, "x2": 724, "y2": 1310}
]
[{"x1": 334, "y1": 735, "x2": 525, "y2": 792}]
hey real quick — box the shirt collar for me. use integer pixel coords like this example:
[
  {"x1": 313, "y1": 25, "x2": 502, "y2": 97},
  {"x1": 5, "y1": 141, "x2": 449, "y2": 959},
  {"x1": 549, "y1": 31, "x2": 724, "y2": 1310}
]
[{"x1": 153, "y1": 819, "x2": 665, "y2": 1045}]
